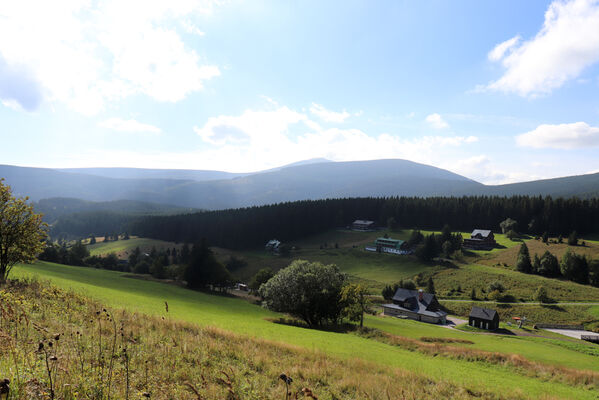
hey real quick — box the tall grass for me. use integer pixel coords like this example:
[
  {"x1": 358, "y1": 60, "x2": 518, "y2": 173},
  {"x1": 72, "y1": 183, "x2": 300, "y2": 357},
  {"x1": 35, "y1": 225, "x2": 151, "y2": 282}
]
[{"x1": 1, "y1": 278, "x2": 534, "y2": 400}]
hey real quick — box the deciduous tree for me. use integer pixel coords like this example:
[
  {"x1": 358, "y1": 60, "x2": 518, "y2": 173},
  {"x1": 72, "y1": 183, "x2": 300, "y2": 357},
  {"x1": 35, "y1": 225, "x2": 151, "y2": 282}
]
[
  {"x1": 341, "y1": 283, "x2": 370, "y2": 327},
  {"x1": 0, "y1": 180, "x2": 47, "y2": 283},
  {"x1": 259, "y1": 260, "x2": 345, "y2": 327}
]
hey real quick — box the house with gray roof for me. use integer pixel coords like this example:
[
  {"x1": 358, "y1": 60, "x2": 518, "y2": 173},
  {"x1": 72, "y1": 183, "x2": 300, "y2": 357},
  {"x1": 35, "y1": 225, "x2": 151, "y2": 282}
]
[
  {"x1": 382, "y1": 288, "x2": 447, "y2": 324},
  {"x1": 463, "y1": 229, "x2": 496, "y2": 250},
  {"x1": 352, "y1": 219, "x2": 375, "y2": 231}
]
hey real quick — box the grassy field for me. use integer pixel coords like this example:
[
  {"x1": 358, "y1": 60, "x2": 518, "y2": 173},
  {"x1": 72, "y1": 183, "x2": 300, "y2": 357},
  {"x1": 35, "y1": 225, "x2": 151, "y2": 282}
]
[
  {"x1": 8, "y1": 261, "x2": 599, "y2": 399},
  {"x1": 432, "y1": 262, "x2": 599, "y2": 301},
  {"x1": 479, "y1": 237, "x2": 599, "y2": 268},
  {"x1": 213, "y1": 230, "x2": 599, "y2": 305},
  {"x1": 441, "y1": 301, "x2": 599, "y2": 331},
  {"x1": 2, "y1": 279, "x2": 500, "y2": 400},
  {"x1": 365, "y1": 315, "x2": 599, "y2": 370},
  {"x1": 87, "y1": 237, "x2": 181, "y2": 257},
  {"x1": 215, "y1": 229, "x2": 444, "y2": 288}
]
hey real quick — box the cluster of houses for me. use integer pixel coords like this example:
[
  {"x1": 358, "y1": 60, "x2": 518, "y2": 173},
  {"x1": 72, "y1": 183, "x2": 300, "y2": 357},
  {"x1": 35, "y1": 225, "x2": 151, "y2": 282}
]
[{"x1": 382, "y1": 287, "x2": 499, "y2": 330}]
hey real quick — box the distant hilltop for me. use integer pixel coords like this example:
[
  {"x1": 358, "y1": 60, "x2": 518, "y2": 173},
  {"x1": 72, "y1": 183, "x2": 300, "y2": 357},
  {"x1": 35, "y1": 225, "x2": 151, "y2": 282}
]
[{"x1": 1, "y1": 158, "x2": 598, "y2": 210}]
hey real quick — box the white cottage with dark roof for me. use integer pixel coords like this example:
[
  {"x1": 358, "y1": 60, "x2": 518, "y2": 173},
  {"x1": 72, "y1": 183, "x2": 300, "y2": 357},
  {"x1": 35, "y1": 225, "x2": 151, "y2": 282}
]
[
  {"x1": 352, "y1": 219, "x2": 375, "y2": 231},
  {"x1": 382, "y1": 288, "x2": 447, "y2": 324}
]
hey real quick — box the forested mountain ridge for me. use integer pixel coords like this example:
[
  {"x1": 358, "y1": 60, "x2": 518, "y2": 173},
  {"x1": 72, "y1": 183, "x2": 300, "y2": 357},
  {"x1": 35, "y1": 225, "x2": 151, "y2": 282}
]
[{"x1": 2, "y1": 160, "x2": 599, "y2": 212}]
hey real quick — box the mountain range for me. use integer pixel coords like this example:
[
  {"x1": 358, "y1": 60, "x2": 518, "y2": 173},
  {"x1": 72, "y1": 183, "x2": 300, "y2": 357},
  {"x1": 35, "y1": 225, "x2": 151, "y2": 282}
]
[{"x1": 2, "y1": 159, "x2": 599, "y2": 213}]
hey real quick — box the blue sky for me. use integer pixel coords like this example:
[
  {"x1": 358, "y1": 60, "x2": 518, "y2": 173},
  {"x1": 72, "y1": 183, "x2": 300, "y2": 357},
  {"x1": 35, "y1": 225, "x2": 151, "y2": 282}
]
[{"x1": 1, "y1": 0, "x2": 599, "y2": 184}]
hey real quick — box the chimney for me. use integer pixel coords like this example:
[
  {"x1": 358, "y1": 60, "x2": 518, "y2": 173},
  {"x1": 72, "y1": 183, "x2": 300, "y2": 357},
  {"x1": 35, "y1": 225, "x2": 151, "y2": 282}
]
[{"x1": 418, "y1": 289, "x2": 423, "y2": 302}]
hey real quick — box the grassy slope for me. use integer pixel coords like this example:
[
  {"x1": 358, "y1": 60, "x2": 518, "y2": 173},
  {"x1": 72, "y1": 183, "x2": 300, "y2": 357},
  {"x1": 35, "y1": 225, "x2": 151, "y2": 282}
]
[
  {"x1": 433, "y1": 263, "x2": 599, "y2": 301},
  {"x1": 478, "y1": 237, "x2": 599, "y2": 267},
  {"x1": 2, "y1": 281, "x2": 492, "y2": 400},
  {"x1": 366, "y1": 315, "x2": 599, "y2": 369},
  {"x1": 87, "y1": 237, "x2": 180, "y2": 257},
  {"x1": 12, "y1": 261, "x2": 599, "y2": 399},
  {"x1": 219, "y1": 230, "x2": 599, "y2": 303}
]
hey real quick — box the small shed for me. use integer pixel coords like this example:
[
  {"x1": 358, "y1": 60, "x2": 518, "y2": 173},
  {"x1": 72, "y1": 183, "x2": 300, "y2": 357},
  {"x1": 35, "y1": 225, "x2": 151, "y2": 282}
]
[{"x1": 469, "y1": 306, "x2": 499, "y2": 330}]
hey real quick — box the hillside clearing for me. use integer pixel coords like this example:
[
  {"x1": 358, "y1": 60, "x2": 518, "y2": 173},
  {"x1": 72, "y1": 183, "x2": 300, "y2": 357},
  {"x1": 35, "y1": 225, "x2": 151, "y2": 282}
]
[{"x1": 87, "y1": 237, "x2": 181, "y2": 258}]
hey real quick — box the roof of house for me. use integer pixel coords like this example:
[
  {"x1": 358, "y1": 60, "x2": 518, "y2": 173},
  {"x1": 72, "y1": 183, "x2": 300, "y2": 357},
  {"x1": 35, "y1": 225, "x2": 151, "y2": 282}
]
[
  {"x1": 471, "y1": 229, "x2": 492, "y2": 238},
  {"x1": 392, "y1": 288, "x2": 434, "y2": 304},
  {"x1": 382, "y1": 303, "x2": 447, "y2": 318},
  {"x1": 376, "y1": 237, "x2": 404, "y2": 244},
  {"x1": 389, "y1": 288, "x2": 447, "y2": 319},
  {"x1": 469, "y1": 306, "x2": 498, "y2": 321},
  {"x1": 353, "y1": 219, "x2": 374, "y2": 225}
]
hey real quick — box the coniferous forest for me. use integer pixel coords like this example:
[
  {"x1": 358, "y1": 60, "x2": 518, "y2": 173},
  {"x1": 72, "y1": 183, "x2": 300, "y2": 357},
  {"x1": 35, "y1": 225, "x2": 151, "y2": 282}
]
[{"x1": 129, "y1": 196, "x2": 599, "y2": 249}]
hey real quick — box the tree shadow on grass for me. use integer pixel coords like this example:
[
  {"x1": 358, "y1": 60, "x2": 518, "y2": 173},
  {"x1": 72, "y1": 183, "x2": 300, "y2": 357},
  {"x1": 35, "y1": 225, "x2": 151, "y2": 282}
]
[
  {"x1": 264, "y1": 317, "x2": 358, "y2": 333},
  {"x1": 540, "y1": 304, "x2": 566, "y2": 312},
  {"x1": 492, "y1": 328, "x2": 516, "y2": 335}
]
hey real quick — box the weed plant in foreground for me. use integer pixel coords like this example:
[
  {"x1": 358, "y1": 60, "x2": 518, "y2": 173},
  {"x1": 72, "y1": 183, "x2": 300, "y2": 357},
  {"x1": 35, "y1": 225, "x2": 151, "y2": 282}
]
[{"x1": 1, "y1": 278, "x2": 528, "y2": 400}]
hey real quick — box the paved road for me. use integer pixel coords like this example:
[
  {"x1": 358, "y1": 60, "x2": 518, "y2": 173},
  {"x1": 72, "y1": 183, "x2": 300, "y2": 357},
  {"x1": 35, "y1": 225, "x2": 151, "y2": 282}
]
[
  {"x1": 545, "y1": 329, "x2": 599, "y2": 339},
  {"x1": 439, "y1": 299, "x2": 599, "y2": 305}
]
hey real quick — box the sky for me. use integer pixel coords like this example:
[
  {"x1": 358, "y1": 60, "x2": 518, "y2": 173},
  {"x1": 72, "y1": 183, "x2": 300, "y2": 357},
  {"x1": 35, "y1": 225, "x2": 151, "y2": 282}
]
[{"x1": 1, "y1": 0, "x2": 599, "y2": 184}]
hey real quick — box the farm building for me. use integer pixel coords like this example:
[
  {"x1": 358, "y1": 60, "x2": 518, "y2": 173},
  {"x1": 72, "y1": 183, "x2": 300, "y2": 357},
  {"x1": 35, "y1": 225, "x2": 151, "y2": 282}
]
[
  {"x1": 469, "y1": 306, "x2": 499, "y2": 330},
  {"x1": 375, "y1": 237, "x2": 407, "y2": 250},
  {"x1": 265, "y1": 239, "x2": 280, "y2": 251},
  {"x1": 382, "y1": 288, "x2": 447, "y2": 324},
  {"x1": 352, "y1": 219, "x2": 375, "y2": 231},
  {"x1": 463, "y1": 229, "x2": 496, "y2": 250}
]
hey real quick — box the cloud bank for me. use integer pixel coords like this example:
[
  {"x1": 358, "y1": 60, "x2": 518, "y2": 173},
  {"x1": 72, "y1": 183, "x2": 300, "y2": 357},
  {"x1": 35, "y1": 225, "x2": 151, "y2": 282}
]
[
  {"x1": 486, "y1": 0, "x2": 599, "y2": 96},
  {"x1": 516, "y1": 122, "x2": 599, "y2": 149},
  {"x1": 99, "y1": 118, "x2": 162, "y2": 134},
  {"x1": 0, "y1": 0, "x2": 220, "y2": 114}
]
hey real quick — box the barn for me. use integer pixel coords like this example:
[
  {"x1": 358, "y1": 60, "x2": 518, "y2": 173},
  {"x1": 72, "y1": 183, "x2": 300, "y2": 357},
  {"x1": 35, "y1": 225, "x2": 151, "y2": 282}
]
[
  {"x1": 463, "y1": 229, "x2": 496, "y2": 250},
  {"x1": 469, "y1": 306, "x2": 499, "y2": 330}
]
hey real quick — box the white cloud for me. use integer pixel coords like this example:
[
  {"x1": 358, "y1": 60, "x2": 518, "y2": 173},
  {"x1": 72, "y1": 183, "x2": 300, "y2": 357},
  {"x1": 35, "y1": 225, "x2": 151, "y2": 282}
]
[
  {"x1": 488, "y1": 35, "x2": 521, "y2": 62},
  {"x1": 309, "y1": 103, "x2": 351, "y2": 123},
  {"x1": 516, "y1": 122, "x2": 599, "y2": 149},
  {"x1": 486, "y1": 0, "x2": 599, "y2": 96},
  {"x1": 194, "y1": 106, "x2": 306, "y2": 145},
  {"x1": 445, "y1": 155, "x2": 543, "y2": 185},
  {"x1": 99, "y1": 118, "x2": 161, "y2": 134},
  {"x1": 425, "y1": 113, "x2": 450, "y2": 129},
  {"x1": 190, "y1": 105, "x2": 477, "y2": 171},
  {"x1": 0, "y1": 0, "x2": 220, "y2": 114}
]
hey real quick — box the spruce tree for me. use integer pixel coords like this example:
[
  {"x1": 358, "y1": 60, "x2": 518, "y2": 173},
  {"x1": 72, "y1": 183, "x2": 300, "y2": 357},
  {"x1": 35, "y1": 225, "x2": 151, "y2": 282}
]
[
  {"x1": 532, "y1": 254, "x2": 541, "y2": 274},
  {"x1": 426, "y1": 277, "x2": 435, "y2": 294},
  {"x1": 516, "y1": 242, "x2": 532, "y2": 273}
]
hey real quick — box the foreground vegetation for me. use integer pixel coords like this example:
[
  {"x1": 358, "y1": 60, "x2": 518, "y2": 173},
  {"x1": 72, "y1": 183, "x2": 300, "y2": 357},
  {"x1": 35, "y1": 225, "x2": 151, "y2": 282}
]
[
  {"x1": 8, "y1": 262, "x2": 599, "y2": 399},
  {"x1": 3, "y1": 279, "x2": 503, "y2": 400}
]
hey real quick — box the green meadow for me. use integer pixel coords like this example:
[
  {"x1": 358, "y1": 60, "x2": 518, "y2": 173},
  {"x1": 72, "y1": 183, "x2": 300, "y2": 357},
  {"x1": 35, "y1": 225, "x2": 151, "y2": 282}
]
[
  {"x1": 12, "y1": 261, "x2": 599, "y2": 399},
  {"x1": 87, "y1": 237, "x2": 180, "y2": 257}
]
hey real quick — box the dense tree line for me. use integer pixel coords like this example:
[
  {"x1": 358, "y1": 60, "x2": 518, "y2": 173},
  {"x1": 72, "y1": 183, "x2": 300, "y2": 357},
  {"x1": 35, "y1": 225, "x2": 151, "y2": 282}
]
[
  {"x1": 38, "y1": 240, "x2": 234, "y2": 289},
  {"x1": 50, "y1": 211, "x2": 135, "y2": 240},
  {"x1": 130, "y1": 196, "x2": 599, "y2": 250}
]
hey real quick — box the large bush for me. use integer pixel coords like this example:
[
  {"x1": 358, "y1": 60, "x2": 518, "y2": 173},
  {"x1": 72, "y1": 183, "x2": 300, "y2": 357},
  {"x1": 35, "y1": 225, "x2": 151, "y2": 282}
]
[{"x1": 259, "y1": 260, "x2": 346, "y2": 326}]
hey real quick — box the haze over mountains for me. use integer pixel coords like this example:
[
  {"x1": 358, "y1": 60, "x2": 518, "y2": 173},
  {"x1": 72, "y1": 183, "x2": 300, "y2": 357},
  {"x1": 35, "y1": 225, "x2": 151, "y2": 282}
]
[{"x1": 2, "y1": 159, "x2": 599, "y2": 213}]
